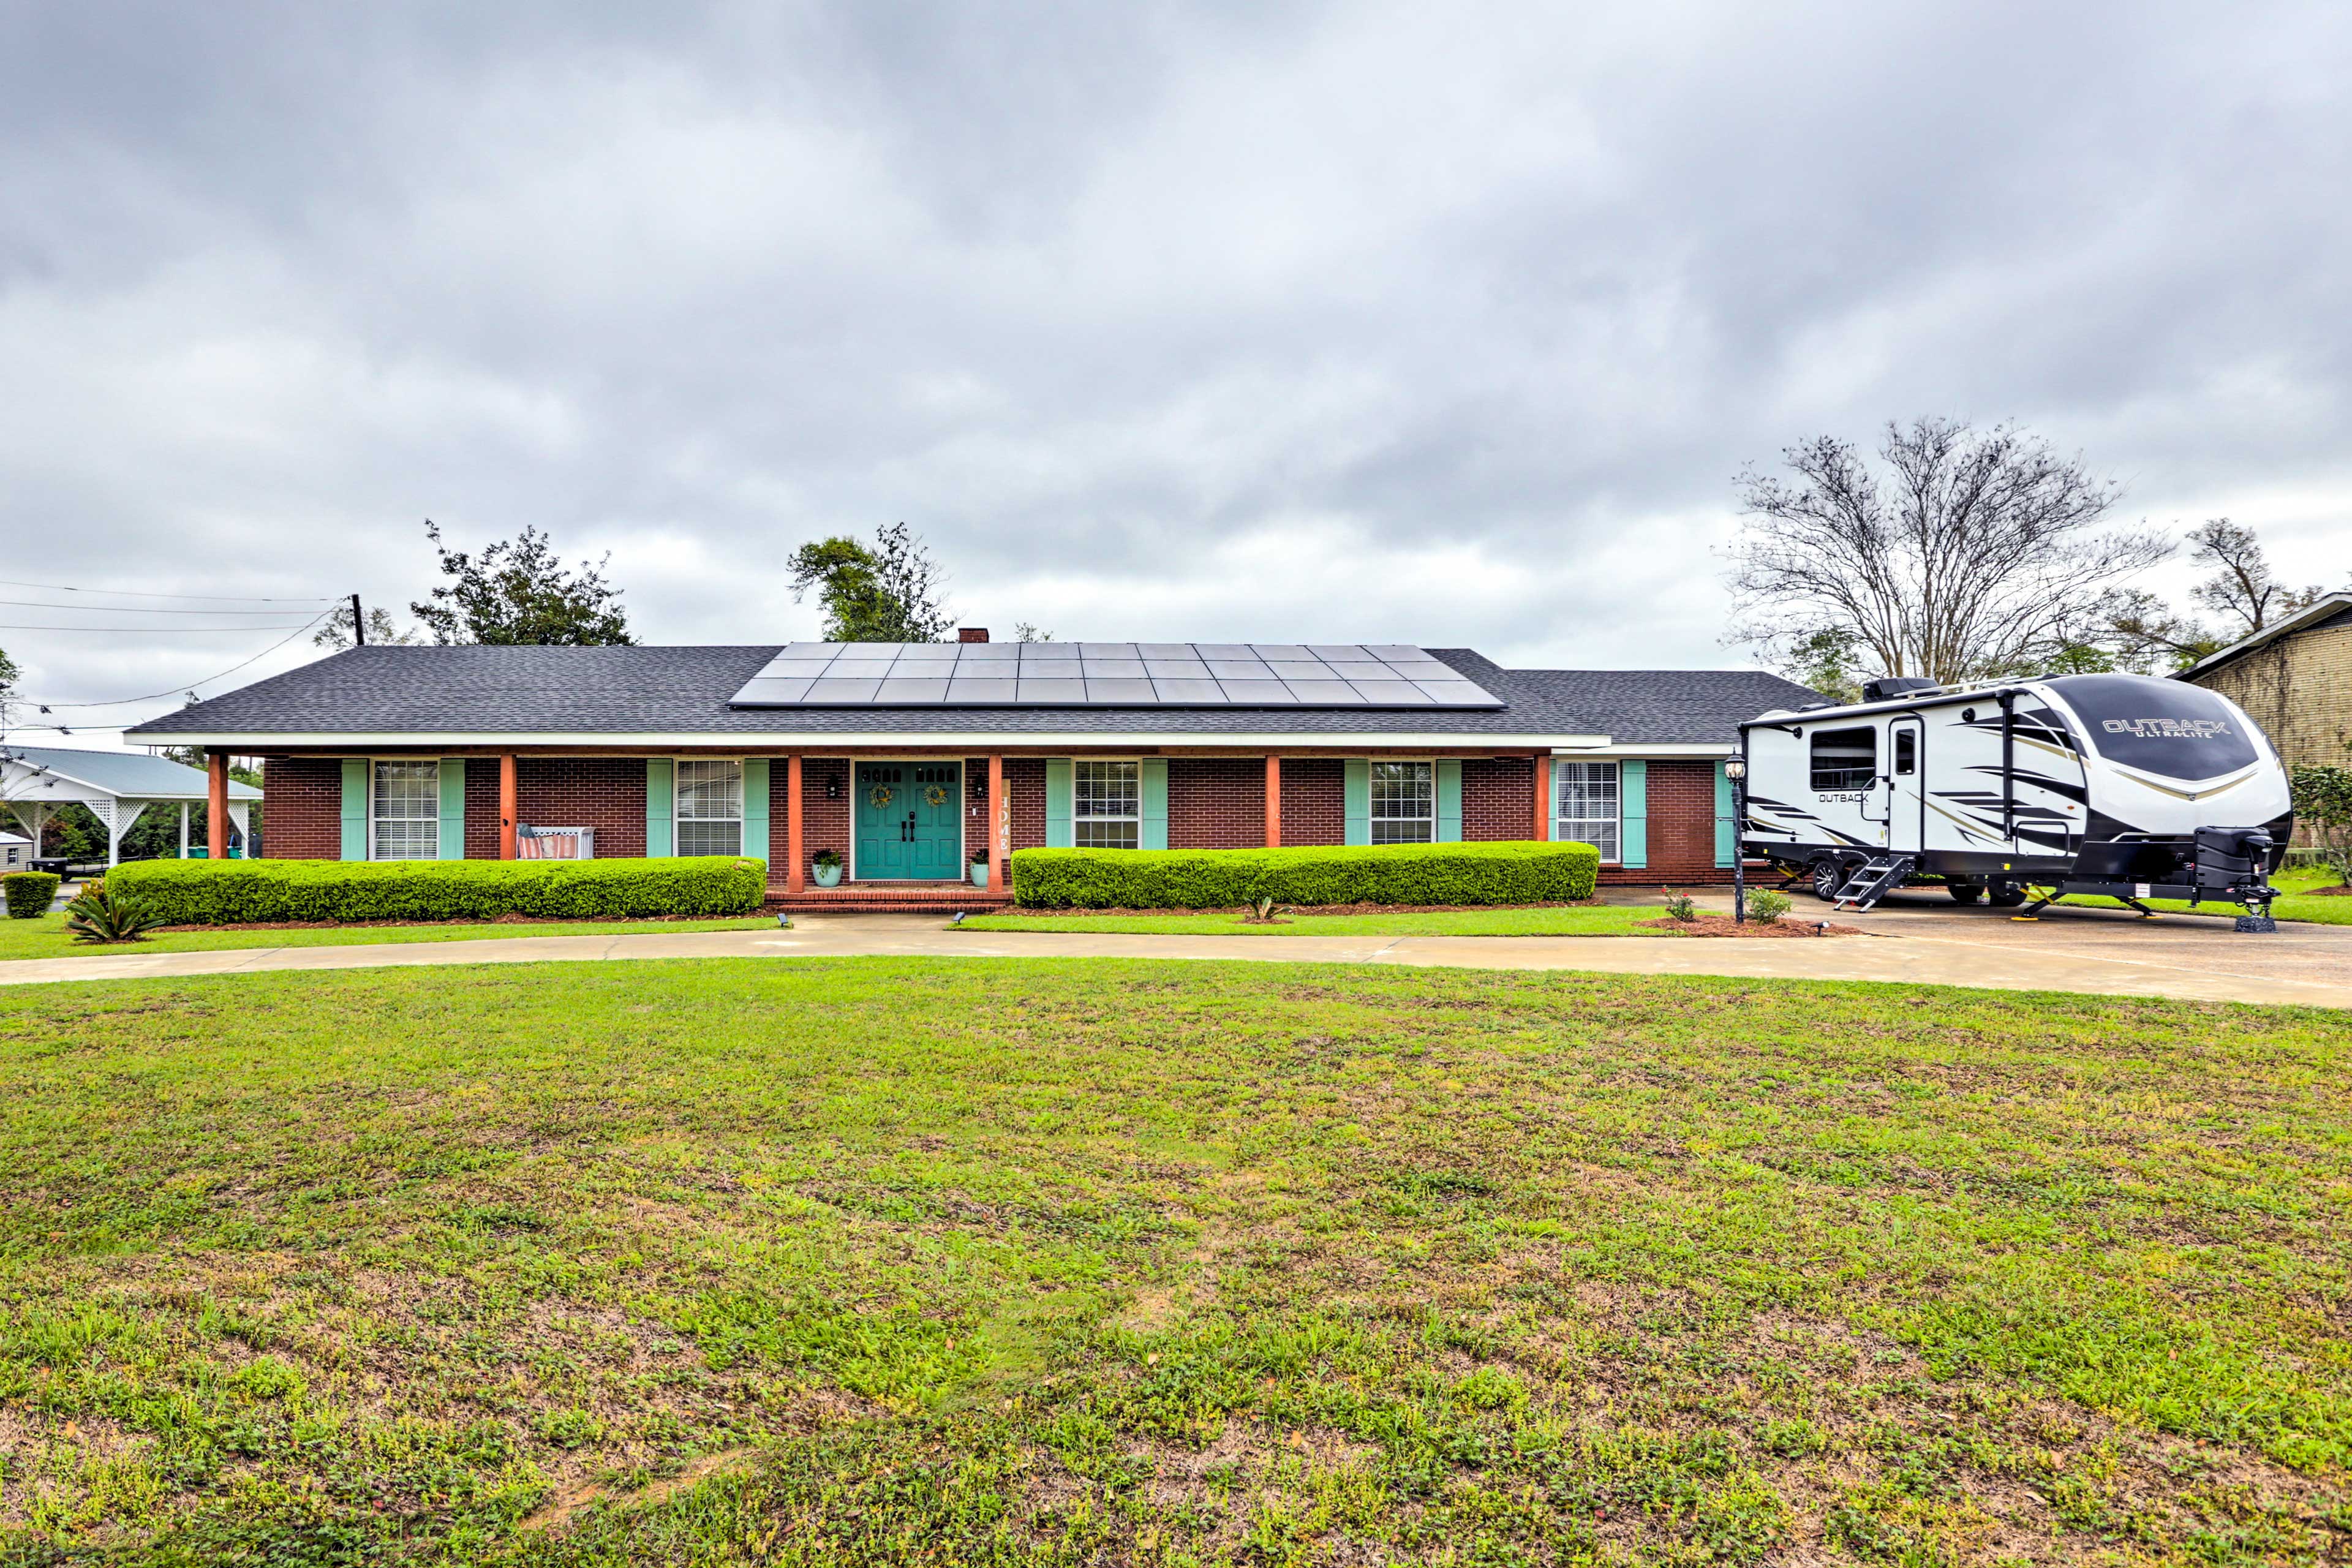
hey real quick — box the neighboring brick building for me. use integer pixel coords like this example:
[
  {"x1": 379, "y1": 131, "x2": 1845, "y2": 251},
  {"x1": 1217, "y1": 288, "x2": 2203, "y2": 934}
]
[
  {"x1": 127, "y1": 637, "x2": 1815, "y2": 899},
  {"x1": 2179, "y1": 594, "x2": 2352, "y2": 776}
]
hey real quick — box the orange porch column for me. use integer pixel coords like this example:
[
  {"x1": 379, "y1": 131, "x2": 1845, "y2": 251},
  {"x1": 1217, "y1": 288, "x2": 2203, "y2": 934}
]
[
  {"x1": 1264, "y1": 755, "x2": 1282, "y2": 847},
  {"x1": 498, "y1": 754, "x2": 518, "y2": 859},
  {"x1": 786, "y1": 755, "x2": 805, "y2": 893},
  {"x1": 206, "y1": 752, "x2": 230, "y2": 858},
  {"x1": 1532, "y1": 754, "x2": 1551, "y2": 842},
  {"x1": 987, "y1": 755, "x2": 1006, "y2": 888}
]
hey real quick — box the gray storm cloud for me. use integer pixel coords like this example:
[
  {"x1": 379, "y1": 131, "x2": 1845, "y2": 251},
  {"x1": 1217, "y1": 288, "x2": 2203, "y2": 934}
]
[{"x1": 1, "y1": 0, "x2": 2346, "y2": 737}]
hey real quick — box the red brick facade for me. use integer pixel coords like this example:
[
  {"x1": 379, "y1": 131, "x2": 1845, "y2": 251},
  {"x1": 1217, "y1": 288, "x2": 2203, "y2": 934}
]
[
  {"x1": 258, "y1": 756, "x2": 343, "y2": 859},
  {"x1": 255, "y1": 750, "x2": 1738, "y2": 884}
]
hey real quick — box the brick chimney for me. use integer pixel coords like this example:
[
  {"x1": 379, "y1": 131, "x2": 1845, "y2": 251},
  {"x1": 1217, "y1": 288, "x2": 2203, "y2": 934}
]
[{"x1": 957, "y1": 627, "x2": 990, "y2": 643}]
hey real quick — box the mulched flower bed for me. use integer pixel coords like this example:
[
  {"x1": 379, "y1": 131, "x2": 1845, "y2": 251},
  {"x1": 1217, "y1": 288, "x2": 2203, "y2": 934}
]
[
  {"x1": 1638, "y1": 914, "x2": 1864, "y2": 938},
  {"x1": 992, "y1": 900, "x2": 1610, "y2": 918}
]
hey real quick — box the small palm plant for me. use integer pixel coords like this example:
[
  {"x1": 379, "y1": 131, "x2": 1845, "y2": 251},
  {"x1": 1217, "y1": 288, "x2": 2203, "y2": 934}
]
[{"x1": 62, "y1": 880, "x2": 164, "y2": 944}]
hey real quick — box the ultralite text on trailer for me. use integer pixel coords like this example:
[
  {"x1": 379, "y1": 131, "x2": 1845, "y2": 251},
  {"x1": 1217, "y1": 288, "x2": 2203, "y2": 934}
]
[{"x1": 1737, "y1": 672, "x2": 2291, "y2": 928}]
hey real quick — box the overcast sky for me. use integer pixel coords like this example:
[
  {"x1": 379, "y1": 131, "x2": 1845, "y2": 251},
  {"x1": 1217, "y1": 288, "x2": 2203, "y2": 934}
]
[{"x1": 3, "y1": 1, "x2": 2347, "y2": 742}]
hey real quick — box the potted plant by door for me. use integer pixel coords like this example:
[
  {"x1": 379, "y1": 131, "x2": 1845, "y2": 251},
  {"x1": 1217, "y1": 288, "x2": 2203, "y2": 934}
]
[
  {"x1": 970, "y1": 850, "x2": 991, "y2": 889},
  {"x1": 812, "y1": 848, "x2": 843, "y2": 888}
]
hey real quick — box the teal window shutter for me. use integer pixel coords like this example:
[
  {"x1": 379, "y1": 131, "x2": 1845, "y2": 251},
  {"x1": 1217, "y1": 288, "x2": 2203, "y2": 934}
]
[
  {"x1": 1044, "y1": 759, "x2": 1073, "y2": 847},
  {"x1": 1434, "y1": 760, "x2": 1462, "y2": 842},
  {"x1": 1343, "y1": 760, "x2": 1370, "y2": 846},
  {"x1": 1619, "y1": 760, "x2": 1648, "y2": 869},
  {"x1": 340, "y1": 759, "x2": 368, "y2": 861},
  {"x1": 1714, "y1": 761, "x2": 1735, "y2": 868},
  {"x1": 1139, "y1": 760, "x2": 1167, "y2": 850},
  {"x1": 742, "y1": 758, "x2": 770, "y2": 864},
  {"x1": 437, "y1": 758, "x2": 466, "y2": 859},
  {"x1": 646, "y1": 759, "x2": 675, "y2": 856}
]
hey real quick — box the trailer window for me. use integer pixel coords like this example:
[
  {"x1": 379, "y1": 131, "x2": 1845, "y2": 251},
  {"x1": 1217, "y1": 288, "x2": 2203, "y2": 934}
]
[
  {"x1": 2046, "y1": 675, "x2": 2260, "y2": 779},
  {"x1": 1894, "y1": 729, "x2": 1916, "y2": 775},
  {"x1": 1809, "y1": 727, "x2": 1877, "y2": 791}
]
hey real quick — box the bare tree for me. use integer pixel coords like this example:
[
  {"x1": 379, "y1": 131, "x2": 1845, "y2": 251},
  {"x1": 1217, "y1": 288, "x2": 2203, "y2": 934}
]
[
  {"x1": 2184, "y1": 519, "x2": 2327, "y2": 635},
  {"x1": 2098, "y1": 519, "x2": 2334, "y2": 671},
  {"x1": 1729, "y1": 419, "x2": 2167, "y2": 684}
]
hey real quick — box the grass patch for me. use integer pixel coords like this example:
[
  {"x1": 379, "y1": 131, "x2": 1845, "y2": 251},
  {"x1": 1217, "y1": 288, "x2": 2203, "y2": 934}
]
[
  {"x1": 0, "y1": 959, "x2": 2347, "y2": 1564},
  {"x1": 960, "y1": 904, "x2": 1668, "y2": 936},
  {"x1": 0, "y1": 911, "x2": 771, "y2": 963}
]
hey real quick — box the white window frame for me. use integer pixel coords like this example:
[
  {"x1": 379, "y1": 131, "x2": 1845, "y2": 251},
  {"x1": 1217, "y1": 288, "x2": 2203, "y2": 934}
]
[
  {"x1": 1074, "y1": 757, "x2": 1142, "y2": 850},
  {"x1": 369, "y1": 756, "x2": 441, "y2": 862},
  {"x1": 1555, "y1": 760, "x2": 1621, "y2": 864},
  {"x1": 674, "y1": 756, "x2": 745, "y2": 858},
  {"x1": 1369, "y1": 758, "x2": 1436, "y2": 845}
]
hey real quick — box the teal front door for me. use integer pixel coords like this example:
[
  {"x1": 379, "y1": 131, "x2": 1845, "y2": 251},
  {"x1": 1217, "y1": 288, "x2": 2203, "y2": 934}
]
[{"x1": 854, "y1": 762, "x2": 964, "y2": 880}]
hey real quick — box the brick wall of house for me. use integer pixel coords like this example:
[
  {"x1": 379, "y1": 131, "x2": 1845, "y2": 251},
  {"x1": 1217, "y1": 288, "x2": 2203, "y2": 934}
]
[
  {"x1": 2188, "y1": 616, "x2": 2352, "y2": 780},
  {"x1": 1463, "y1": 756, "x2": 1536, "y2": 841},
  {"x1": 258, "y1": 756, "x2": 343, "y2": 859},
  {"x1": 1280, "y1": 759, "x2": 1344, "y2": 845},
  {"x1": 517, "y1": 758, "x2": 647, "y2": 859},
  {"x1": 1602, "y1": 758, "x2": 1723, "y2": 886},
  {"x1": 1172, "y1": 758, "x2": 1268, "y2": 848},
  {"x1": 463, "y1": 761, "x2": 501, "y2": 859}
]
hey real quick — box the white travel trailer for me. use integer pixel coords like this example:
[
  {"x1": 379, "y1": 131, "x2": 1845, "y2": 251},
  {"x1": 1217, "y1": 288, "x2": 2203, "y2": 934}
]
[{"x1": 1738, "y1": 672, "x2": 2292, "y2": 918}]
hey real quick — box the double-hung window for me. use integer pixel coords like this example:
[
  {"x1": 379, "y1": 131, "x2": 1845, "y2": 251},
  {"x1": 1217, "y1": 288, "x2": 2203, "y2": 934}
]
[
  {"x1": 676, "y1": 758, "x2": 745, "y2": 856},
  {"x1": 1555, "y1": 761, "x2": 1621, "y2": 863},
  {"x1": 1370, "y1": 761, "x2": 1434, "y2": 844},
  {"x1": 1074, "y1": 760, "x2": 1140, "y2": 848},
  {"x1": 372, "y1": 760, "x2": 440, "y2": 860}
]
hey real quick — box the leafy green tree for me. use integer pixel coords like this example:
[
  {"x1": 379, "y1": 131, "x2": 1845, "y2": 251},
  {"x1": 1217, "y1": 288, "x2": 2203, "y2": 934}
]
[
  {"x1": 787, "y1": 522, "x2": 953, "y2": 642},
  {"x1": 2291, "y1": 761, "x2": 2352, "y2": 889},
  {"x1": 1780, "y1": 626, "x2": 1865, "y2": 703},
  {"x1": 409, "y1": 521, "x2": 634, "y2": 646},
  {"x1": 0, "y1": 642, "x2": 18, "y2": 726},
  {"x1": 314, "y1": 603, "x2": 420, "y2": 649}
]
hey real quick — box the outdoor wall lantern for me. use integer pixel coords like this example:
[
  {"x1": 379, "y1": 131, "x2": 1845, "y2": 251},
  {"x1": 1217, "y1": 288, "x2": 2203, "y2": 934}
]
[{"x1": 825, "y1": 773, "x2": 842, "y2": 799}]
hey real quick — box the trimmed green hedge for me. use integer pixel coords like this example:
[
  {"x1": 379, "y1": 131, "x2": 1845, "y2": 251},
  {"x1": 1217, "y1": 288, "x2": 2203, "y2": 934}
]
[
  {"x1": 105, "y1": 857, "x2": 767, "y2": 925},
  {"x1": 4, "y1": 871, "x2": 60, "y2": 919},
  {"x1": 1009, "y1": 841, "x2": 1601, "y2": 909}
]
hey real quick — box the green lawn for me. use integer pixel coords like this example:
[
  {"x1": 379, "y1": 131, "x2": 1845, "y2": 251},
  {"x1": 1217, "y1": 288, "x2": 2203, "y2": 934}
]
[
  {"x1": 959, "y1": 904, "x2": 1667, "y2": 937},
  {"x1": 2, "y1": 959, "x2": 2347, "y2": 1564},
  {"x1": 0, "y1": 911, "x2": 773, "y2": 963}
]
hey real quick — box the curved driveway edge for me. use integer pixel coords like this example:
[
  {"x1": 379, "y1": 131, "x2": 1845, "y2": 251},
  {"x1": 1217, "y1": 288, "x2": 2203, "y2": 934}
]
[{"x1": 2, "y1": 914, "x2": 2350, "y2": 1009}]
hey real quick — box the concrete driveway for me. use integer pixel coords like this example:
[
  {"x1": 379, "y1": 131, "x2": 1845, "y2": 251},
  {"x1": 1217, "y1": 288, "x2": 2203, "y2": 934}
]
[{"x1": 4, "y1": 901, "x2": 2351, "y2": 1008}]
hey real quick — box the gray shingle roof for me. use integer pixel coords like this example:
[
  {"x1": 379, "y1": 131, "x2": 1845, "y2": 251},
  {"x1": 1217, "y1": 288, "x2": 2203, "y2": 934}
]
[{"x1": 125, "y1": 645, "x2": 1819, "y2": 745}]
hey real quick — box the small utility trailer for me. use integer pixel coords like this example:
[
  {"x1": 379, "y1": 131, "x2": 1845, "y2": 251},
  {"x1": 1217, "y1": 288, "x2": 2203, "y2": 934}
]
[{"x1": 1738, "y1": 672, "x2": 2291, "y2": 928}]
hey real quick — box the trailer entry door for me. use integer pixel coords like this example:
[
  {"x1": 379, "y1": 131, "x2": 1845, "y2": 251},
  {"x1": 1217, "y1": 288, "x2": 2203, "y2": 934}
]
[{"x1": 1887, "y1": 717, "x2": 1925, "y2": 854}]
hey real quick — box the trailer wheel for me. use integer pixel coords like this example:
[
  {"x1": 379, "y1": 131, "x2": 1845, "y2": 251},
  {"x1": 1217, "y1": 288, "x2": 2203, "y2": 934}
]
[
  {"x1": 1988, "y1": 883, "x2": 2029, "y2": 908},
  {"x1": 1811, "y1": 858, "x2": 1849, "y2": 902},
  {"x1": 1947, "y1": 883, "x2": 1986, "y2": 905}
]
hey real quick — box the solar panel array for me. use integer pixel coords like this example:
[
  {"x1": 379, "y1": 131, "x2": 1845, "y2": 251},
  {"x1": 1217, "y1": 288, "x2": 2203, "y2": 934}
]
[{"x1": 728, "y1": 643, "x2": 1503, "y2": 709}]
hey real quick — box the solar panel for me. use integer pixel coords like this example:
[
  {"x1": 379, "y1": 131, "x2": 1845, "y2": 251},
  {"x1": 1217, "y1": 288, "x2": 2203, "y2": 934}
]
[{"x1": 726, "y1": 643, "x2": 1505, "y2": 709}]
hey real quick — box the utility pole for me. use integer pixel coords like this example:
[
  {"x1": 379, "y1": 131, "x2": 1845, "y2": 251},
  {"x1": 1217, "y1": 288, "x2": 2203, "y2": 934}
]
[{"x1": 351, "y1": 593, "x2": 366, "y2": 646}]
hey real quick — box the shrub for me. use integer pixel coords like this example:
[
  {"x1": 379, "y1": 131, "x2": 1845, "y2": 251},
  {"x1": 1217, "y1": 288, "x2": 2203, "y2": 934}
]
[
  {"x1": 2290, "y1": 763, "x2": 2352, "y2": 887},
  {"x1": 1747, "y1": 888, "x2": 1793, "y2": 924},
  {"x1": 3, "y1": 871, "x2": 59, "y2": 919},
  {"x1": 1660, "y1": 890, "x2": 1698, "y2": 922},
  {"x1": 1009, "y1": 841, "x2": 1600, "y2": 909},
  {"x1": 63, "y1": 880, "x2": 164, "y2": 944},
  {"x1": 104, "y1": 856, "x2": 767, "y2": 926}
]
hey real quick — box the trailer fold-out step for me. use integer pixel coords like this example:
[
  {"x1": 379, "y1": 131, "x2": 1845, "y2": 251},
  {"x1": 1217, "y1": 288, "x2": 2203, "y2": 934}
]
[{"x1": 1831, "y1": 853, "x2": 1916, "y2": 913}]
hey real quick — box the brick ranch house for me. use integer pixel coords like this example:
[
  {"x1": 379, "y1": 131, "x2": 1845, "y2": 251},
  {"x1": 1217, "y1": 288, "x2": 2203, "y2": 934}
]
[{"x1": 128, "y1": 634, "x2": 1816, "y2": 906}]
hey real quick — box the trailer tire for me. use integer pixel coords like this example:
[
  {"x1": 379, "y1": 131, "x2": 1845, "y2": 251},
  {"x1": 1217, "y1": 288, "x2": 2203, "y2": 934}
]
[
  {"x1": 1947, "y1": 883, "x2": 1986, "y2": 905},
  {"x1": 1988, "y1": 883, "x2": 2029, "y2": 908},
  {"x1": 1811, "y1": 858, "x2": 1849, "y2": 902}
]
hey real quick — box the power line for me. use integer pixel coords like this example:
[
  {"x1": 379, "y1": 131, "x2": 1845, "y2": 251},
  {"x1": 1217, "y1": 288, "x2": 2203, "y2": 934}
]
[
  {"x1": 0, "y1": 622, "x2": 322, "y2": 633},
  {"x1": 22, "y1": 606, "x2": 339, "y2": 710},
  {"x1": 0, "y1": 598, "x2": 334, "y2": 616},
  {"x1": 0, "y1": 578, "x2": 341, "y2": 605}
]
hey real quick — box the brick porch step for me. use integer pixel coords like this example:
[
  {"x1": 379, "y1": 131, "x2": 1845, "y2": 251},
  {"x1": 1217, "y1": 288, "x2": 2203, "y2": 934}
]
[{"x1": 766, "y1": 881, "x2": 1014, "y2": 914}]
